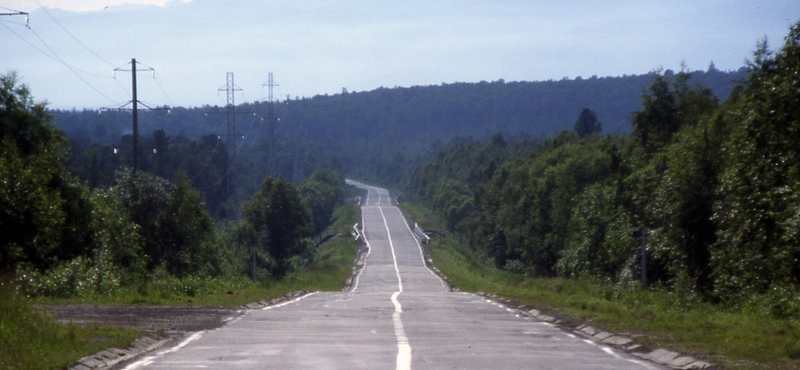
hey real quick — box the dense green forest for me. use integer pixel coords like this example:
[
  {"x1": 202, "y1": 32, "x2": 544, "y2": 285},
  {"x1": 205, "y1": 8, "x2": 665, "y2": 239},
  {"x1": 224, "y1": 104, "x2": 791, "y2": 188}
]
[
  {"x1": 52, "y1": 66, "x2": 745, "y2": 220},
  {"x1": 406, "y1": 24, "x2": 800, "y2": 315},
  {"x1": 0, "y1": 72, "x2": 350, "y2": 297}
]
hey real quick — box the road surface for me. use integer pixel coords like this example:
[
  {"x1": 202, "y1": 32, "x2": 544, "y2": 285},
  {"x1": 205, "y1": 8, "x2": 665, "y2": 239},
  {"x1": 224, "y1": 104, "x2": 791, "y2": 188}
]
[{"x1": 123, "y1": 181, "x2": 665, "y2": 370}]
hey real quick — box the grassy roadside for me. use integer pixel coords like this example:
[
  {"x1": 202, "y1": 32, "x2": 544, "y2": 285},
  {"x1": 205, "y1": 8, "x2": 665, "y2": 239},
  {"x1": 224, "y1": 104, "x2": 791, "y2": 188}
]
[
  {"x1": 0, "y1": 280, "x2": 143, "y2": 370},
  {"x1": 36, "y1": 203, "x2": 362, "y2": 308},
  {"x1": 401, "y1": 203, "x2": 800, "y2": 370},
  {"x1": 3, "y1": 203, "x2": 361, "y2": 370}
]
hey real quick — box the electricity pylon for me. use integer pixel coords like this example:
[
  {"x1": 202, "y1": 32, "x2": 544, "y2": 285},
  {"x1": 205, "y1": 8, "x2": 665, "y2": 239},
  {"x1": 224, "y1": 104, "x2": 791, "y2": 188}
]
[
  {"x1": 262, "y1": 73, "x2": 279, "y2": 176},
  {"x1": 217, "y1": 72, "x2": 243, "y2": 200}
]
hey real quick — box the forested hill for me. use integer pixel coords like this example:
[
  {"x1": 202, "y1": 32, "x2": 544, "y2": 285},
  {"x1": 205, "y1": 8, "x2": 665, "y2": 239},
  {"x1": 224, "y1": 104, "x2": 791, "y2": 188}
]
[
  {"x1": 54, "y1": 67, "x2": 745, "y2": 176},
  {"x1": 405, "y1": 24, "x2": 800, "y2": 307}
]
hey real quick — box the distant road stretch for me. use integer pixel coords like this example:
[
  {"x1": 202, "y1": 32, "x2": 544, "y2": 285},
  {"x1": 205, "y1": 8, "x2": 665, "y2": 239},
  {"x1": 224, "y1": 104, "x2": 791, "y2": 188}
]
[{"x1": 122, "y1": 181, "x2": 665, "y2": 370}]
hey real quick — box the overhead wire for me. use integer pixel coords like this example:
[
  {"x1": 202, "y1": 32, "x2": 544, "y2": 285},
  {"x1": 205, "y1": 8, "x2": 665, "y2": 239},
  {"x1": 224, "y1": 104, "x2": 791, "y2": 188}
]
[
  {"x1": 0, "y1": 5, "x2": 28, "y2": 12},
  {"x1": 4, "y1": 4, "x2": 228, "y2": 191},
  {"x1": 25, "y1": 25, "x2": 119, "y2": 104},
  {"x1": 33, "y1": 0, "x2": 116, "y2": 68},
  {"x1": 190, "y1": 136, "x2": 223, "y2": 183},
  {"x1": 203, "y1": 111, "x2": 260, "y2": 192},
  {"x1": 1, "y1": 20, "x2": 57, "y2": 61},
  {"x1": 2, "y1": 13, "x2": 125, "y2": 105},
  {"x1": 2, "y1": 4, "x2": 140, "y2": 105},
  {"x1": 0, "y1": 17, "x2": 27, "y2": 27}
]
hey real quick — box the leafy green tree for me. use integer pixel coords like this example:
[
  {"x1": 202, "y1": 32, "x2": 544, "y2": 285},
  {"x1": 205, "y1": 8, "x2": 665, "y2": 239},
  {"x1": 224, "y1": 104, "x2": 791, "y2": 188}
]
[
  {"x1": 631, "y1": 70, "x2": 718, "y2": 153},
  {"x1": 712, "y1": 23, "x2": 800, "y2": 302},
  {"x1": 0, "y1": 138, "x2": 65, "y2": 271},
  {"x1": 90, "y1": 189, "x2": 144, "y2": 276},
  {"x1": 472, "y1": 133, "x2": 617, "y2": 275},
  {"x1": 240, "y1": 177, "x2": 312, "y2": 278},
  {"x1": 432, "y1": 179, "x2": 475, "y2": 233},
  {"x1": 112, "y1": 168, "x2": 171, "y2": 271},
  {"x1": 111, "y1": 168, "x2": 222, "y2": 277},
  {"x1": 298, "y1": 169, "x2": 344, "y2": 234},
  {"x1": 157, "y1": 171, "x2": 220, "y2": 277},
  {"x1": 574, "y1": 108, "x2": 602, "y2": 138},
  {"x1": 0, "y1": 72, "x2": 95, "y2": 272},
  {"x1": 646, "y1": 113, "x2": 729, "y2": 293},
  {"x1": 557, "y1": 182, "x2": 636, "y2": 280},
  {"x1": 0, "y1": 72, "x2": 61, "y2": 158}
]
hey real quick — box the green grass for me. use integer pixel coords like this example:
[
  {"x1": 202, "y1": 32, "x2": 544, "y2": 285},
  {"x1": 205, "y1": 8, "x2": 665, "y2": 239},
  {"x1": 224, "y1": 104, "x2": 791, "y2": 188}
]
[
  {"x1": 0, "y1": 280, "x2": 143, "y2": 370},
  {"x1": 11, "y1": 203, "x2": 362, "y2": 370},
  {"x1": 399, "y1": 202, "x2": 443, "y2": 233},
  {"x1": 401, "y1": 204, "x2": 800, "y2": 370}
]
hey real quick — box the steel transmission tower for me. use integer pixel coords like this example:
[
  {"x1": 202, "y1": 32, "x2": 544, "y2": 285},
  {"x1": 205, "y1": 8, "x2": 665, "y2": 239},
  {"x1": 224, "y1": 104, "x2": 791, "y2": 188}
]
[
  {"x1": 217, "y1": 72, "x2": 243, "y2": 199},
  {"x1": 262, "y1": 73, "x2": 279, "y2": 175}
]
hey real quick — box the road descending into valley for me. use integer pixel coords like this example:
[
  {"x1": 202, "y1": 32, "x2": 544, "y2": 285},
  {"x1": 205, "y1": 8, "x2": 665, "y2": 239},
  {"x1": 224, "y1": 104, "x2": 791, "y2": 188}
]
[{"x1": 123, "y1": 181, "x2": 665, "y2": 370}]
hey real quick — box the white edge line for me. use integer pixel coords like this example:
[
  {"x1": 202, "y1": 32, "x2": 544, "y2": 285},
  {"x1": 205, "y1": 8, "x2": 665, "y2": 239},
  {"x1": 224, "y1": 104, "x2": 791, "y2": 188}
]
[
  {"x1": 262, "y1": 291, "x2": 318, "y2": 311},
  {"x1": 394, "y1": 207, "x2": 449, "y2": 290},
  {"x1": 122, "y1": 331, "x2": 205, "y2": 370},
  {"x1": 350, "y1": 204, "x2": 372, "y2": 293}
]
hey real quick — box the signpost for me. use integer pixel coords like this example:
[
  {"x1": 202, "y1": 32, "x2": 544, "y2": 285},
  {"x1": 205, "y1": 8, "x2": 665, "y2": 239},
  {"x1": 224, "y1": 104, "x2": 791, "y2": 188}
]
[{"x1": 631, "y1": 230, "x2": 647, "y2": 286}]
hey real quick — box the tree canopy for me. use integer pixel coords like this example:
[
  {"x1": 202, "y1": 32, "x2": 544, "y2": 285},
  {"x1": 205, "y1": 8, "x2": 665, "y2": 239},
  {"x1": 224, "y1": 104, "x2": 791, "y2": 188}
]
[{"x1": 404, "y1": 21, "x2": 800, "y2": 313}]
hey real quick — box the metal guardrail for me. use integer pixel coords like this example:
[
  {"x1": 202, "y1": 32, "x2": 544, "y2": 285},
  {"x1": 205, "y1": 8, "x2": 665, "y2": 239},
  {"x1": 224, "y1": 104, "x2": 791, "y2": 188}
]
[{"x1": 414, "y1": 223, "x2": 431, "y2": 244}]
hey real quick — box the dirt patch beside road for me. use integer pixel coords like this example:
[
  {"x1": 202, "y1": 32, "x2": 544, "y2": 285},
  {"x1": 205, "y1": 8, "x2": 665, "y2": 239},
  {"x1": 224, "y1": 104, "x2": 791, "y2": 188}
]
[{"x1": 41, "y1": 304, "x2": 241, "y2": 334}]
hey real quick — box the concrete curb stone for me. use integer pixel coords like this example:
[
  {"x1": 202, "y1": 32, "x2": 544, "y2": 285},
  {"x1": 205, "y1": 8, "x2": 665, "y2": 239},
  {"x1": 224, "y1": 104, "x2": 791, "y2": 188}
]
[
  {"x1": 593, "y1": 331, "x2": 613, "y2": 340},
  {"x1": 69, "y1": 336, "x2": 170, "y2": 370},
  {"x1": 69, "y1": 290, "x2": 314, "y2": 370},
  {"x1": 602, "y1": 335, "x2": 632, "y2": 346}
]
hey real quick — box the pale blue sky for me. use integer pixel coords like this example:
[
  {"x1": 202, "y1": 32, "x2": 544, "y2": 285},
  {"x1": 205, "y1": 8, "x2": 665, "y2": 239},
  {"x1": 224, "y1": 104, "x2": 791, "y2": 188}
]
[{"x1": 2, "y1": 0, "x2": 798, "y2": 109}]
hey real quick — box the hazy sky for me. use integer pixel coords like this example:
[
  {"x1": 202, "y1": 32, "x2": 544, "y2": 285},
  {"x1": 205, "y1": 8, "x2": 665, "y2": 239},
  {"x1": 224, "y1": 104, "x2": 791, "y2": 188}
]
[{"x1": 2, "y1": 0, "x2": 799, "y2": 109}]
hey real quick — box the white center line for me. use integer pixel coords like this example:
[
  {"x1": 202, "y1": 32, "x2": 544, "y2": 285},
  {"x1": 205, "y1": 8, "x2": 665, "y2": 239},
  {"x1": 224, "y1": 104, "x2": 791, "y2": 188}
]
[
  {"x1": 378, "y1": 205, "x2": 411, "y2": 370},
  {"x1": 378, "y1": 206, "x2": 404, "y2": 293}
]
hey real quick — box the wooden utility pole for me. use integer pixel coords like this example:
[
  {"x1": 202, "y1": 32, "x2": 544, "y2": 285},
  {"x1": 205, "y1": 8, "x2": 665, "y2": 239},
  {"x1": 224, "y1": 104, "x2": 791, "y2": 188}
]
[
  {"x1": 131, "y1": 58, "x2": 139, "y2": 172},
  {"x1": 113, "y1": 58, "x2": 154, "y2": 173}
]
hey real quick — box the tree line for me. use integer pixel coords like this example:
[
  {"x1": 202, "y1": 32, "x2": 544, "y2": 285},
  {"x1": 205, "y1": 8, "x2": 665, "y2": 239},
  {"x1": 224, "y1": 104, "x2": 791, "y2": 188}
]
[
  {"x1": 0, "y1": 73, "x2": 348, "y2": 297},
  {"x1": 52, "y1": 66, "x2": 746, "y2": 189},
  {"x1": 405, "y1": 23, "x2": 800, "y2": 316}
]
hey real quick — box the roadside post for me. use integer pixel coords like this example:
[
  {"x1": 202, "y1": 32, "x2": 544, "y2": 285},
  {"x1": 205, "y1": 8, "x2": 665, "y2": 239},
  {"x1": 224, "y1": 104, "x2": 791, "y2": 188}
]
[{"x1": 631, "y1": 230, "x2": 647, "y2": 286}]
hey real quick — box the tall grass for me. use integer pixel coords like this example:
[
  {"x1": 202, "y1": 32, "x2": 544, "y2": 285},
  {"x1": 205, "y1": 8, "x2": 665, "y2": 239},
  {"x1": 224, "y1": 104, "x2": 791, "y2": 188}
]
[
  {"x1": 8, "y1": 203, "x2": 361, "y2": 370},
  {"x1": 0, "y1": 279, "x2": 141, "y2": 370}
]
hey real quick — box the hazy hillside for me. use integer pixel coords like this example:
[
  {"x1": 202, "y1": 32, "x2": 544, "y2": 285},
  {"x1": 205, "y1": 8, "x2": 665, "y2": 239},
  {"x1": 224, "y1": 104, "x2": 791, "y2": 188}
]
[{"x1": 54, "y1": 67, "x2": 746, "y2": 186}]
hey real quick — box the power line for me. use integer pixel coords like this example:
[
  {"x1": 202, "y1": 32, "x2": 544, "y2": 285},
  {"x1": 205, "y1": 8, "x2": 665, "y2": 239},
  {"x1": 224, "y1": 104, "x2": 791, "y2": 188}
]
[
  {"x1": 33, "y1": 0, "x2": 116, "y2": 68},
  {"x1": 0, "y1": 6, "x2": 26, "y2": 12},
  {"x1": 190, "y1": 135, "x2": 223, "y2": 183},
  {"x1": 151, "y1": 73, "x2": 175, "y2": 107},
  {"x1": 2, "y1": 20, "x2": 55, "y2": 60},
  {"x1": 26, "y1": 26, "x2": 118, "y2": 103},
  {"x1": 2, "y1": 18, "x2": 123, "y2": 104}
]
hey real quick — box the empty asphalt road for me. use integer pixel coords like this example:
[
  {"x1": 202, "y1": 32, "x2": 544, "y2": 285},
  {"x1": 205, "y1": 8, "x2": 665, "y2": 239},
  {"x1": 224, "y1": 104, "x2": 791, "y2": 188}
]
[{"x1": 123, "y1": 181, "x2": 666, "y2": 370}]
